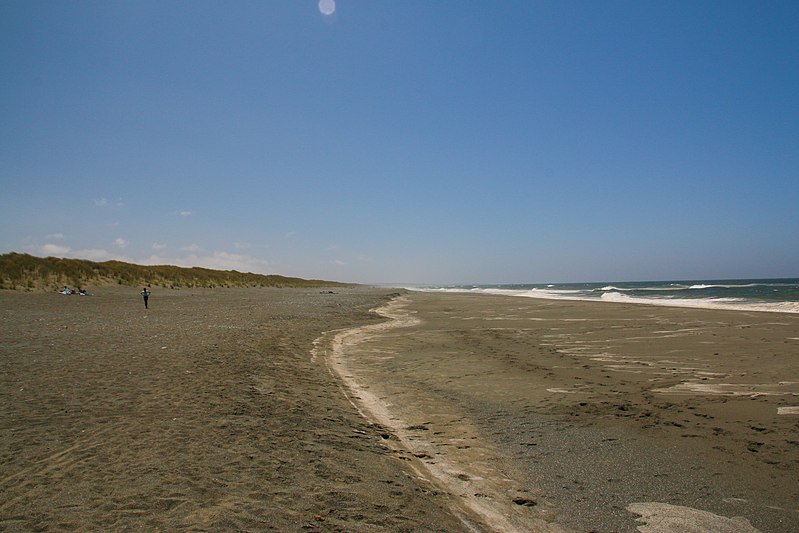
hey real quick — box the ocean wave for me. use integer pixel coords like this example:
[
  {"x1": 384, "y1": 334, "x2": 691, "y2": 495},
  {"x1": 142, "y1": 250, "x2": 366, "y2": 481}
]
[
  {"x1": 600, "y1": 292, "x2": 746, "y2": 304},
  {"x1": 594, "y1": 282, "x2": 797, "y2": 292},
  {"x1": 415, "y1": 286, "x2": 586, "y2": 300},
  {"x1": 594, "y1": 285, "x2": 692, "y2": 292},
  {"x1": 687, "y1": 282, "x2": 784, "y2": 289},
  {"x1": 410, "y1": 287, "x2": 799, "y2": 314},
  {"x1": 482, "y1": 287, "x2": 585, "y2": 298},
  {"x1": 599, "y1": 291, "x2": 799, "y2": 313}
]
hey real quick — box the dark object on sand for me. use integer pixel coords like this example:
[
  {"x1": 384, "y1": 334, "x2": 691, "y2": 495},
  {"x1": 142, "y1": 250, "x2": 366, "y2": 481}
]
[{"x1": 141, "y1": 288, "x2": 150, "y2": 309}]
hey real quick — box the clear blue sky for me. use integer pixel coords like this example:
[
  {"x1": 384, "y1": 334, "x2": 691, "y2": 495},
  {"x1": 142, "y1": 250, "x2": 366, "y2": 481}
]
[{"x1": 2, "y1": 1, "x2": 797, "y2": 284}]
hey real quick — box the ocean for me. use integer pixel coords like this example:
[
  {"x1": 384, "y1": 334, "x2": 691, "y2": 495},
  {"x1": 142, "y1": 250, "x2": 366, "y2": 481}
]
[{"x1": 413, "y1": 278, "x2": 799, "y2": 314}]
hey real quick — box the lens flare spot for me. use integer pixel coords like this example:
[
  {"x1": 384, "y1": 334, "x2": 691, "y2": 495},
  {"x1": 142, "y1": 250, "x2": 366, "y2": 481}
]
[{"x1": 319, "y1": 0, "x2": 335, "y2": 16}]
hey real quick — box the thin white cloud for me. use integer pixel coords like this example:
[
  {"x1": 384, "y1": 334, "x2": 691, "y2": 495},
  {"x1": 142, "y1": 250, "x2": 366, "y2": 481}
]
[
  {"x1": 182, "y1": 244, "x2": 202, "y2": 252},
  {"x1": 46, "y1": 233, "x2": 65, "y2": 240},
  {"x1": 152, "y1": 242, "x2": 167, "y2": 250},
  {"x1": 25, "y1": 243, "x2": 71, "y2": 256},
  {"x1": 200, "y1": 251, "x2": 272, "y2": 272},
  {"x1": 141, "y1": 251, "x2": 272, "y2": 274},
  {"x1": 113, "y1": 238, "x2": 128, "y2": 248},
  {"x1": 233, "y1": 241, "x2": 251, "y2": 250},
  {"x1": 24, "y1": 244, "x2": 129, "y2": 263},
  {"x1": 179, "y1": 210, "x2": 192, "y2": 217},
  {"x1": 284, "y1": 231, "x2": 296, "y2": 239},
  {"x1": 72, "y1": 248, "x2": 132, "y2": 262},
  {"x1": 333, "y1": 259, "x2": 346, "y2": 266},
  {"x1": 93, "y1": 198, "x2": 109, "y2": 207}
]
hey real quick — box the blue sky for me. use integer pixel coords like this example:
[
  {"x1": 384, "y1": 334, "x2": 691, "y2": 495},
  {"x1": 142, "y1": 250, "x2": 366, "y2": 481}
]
[{"x1": 1, "y1": 1, "x2": 797, "y2": 284}]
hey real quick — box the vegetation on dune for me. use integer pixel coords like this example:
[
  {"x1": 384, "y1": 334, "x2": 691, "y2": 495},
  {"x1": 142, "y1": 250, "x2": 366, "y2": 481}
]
[{"x1": 0, "y1": 252, "x2": 350, "y2": 291}]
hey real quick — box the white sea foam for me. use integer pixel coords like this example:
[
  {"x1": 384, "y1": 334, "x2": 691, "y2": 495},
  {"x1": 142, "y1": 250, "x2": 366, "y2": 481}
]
[
  {"x1": 411, "y1": 287, "x2": 799, "y2": 314},
  {"x1": 600, "y1": 291, "x2": 799, "y2": 313},
  {"x1": 689, "y1": 282, "x2": 775, "y2": 289},
  {"x1": 483, "y1": 287, "x2": 584, "y2": 299},
  {"x1": 595, "y1": 285, "x2": 692, "y2": 292}
]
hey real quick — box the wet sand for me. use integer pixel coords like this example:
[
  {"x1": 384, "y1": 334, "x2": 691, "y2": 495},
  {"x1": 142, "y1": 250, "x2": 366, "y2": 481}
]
[
  {"x1": 2, "y1": 287, "x2": 798, "y2": 531},
  {"x1": 330, "y1": 292, "x2": 799, "y2": 532}
]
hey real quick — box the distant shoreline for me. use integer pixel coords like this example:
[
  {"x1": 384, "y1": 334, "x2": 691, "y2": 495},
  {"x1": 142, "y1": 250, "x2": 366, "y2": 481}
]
[{"x1": 409, "y1": 278, "x2": 799, "y2": 314}]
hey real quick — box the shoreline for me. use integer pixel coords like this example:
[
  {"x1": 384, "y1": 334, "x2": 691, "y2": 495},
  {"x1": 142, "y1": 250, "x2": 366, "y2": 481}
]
[
  {"x1": 318, "y1": 296, "x2": 564, "y2": 532},
  {"x1": 409, "y1": 285, "x2": 799, "y2": 314}
]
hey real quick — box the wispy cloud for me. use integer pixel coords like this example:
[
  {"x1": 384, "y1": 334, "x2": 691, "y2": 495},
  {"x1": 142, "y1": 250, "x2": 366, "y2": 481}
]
[
  {"x1": 333, "y1": 259, "x2": 346, "y2": 266},
  {"x1": 22, "y1": 242, "x2": 275, "y2": 277},
  {"x1": 93, "y1": 198, "x2": 109, "y2": 207},
  {"x1": 72, "y1": 248, "x2": 132, "y2": 262},
  {"x1": 179, "y1": 210, "x2": 192, "y2": 217},
  {"x1": 233, "y1": 241, "x2": 251, "y2": 250},
  {"x1": 284, "y1": 231, "x2": 296, "y2": 239},
  {"x1": 25, "y1": 243, "x2": 71, "y2": 256},
  {"x1": 46, "y1": 233, "x2": 65, "y2": 240},
  {"x1": 24, "y1": 244, "x2": 133, "y2": 263},
  {"x1": 142, "y1": 250, "x2": 272, "y2": 274},
  {"x1": 200, "y1": 251, "x2": 272, "y2": 272}
]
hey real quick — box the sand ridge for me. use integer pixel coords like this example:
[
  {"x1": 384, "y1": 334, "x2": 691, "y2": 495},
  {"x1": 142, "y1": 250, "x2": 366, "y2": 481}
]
[{"x1": 319, "y1": 296, "x2": 566, "y2": 532}]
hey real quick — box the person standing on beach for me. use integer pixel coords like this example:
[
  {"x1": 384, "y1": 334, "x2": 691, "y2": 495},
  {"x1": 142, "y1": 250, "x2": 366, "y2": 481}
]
[{"x1": 141, "y1": 287, "x2": 150, "y2": 309}]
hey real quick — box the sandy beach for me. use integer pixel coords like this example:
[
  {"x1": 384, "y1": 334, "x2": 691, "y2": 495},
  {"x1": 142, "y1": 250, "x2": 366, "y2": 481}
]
[
  {"x1": 1, "y1": 287, "x2": 798, "y2": 531},
  {"x1": 0, "y1": 287, "x2": 465, "y2": 531},
  {"x1": 330, "y1": 292, "x2": 799, "y2": 532}
]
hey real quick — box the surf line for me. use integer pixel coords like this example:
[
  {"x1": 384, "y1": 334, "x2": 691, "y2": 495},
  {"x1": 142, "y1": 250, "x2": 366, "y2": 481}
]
[{"x1": 315, "y1": 295, "x2": 566, "y2": 533}]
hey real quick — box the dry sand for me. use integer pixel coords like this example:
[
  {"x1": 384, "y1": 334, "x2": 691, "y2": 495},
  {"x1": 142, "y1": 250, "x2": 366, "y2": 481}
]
[
  {"x1": 0, "y1": 287, "x2": 465, "y2": 531},
  {"x1": 2, "y1": 287, "x2": 798, "y2": 531}
]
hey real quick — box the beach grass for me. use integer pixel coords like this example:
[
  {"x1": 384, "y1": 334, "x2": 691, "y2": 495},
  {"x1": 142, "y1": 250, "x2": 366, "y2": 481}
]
[{"x1": 0, "y1": 252, "x2": 351, "y2": 291}]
